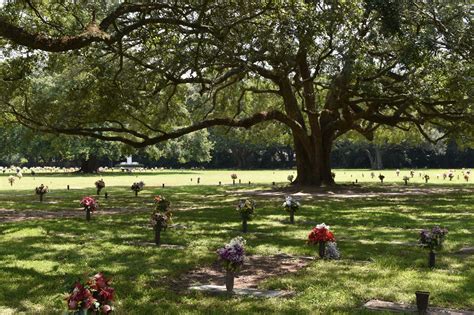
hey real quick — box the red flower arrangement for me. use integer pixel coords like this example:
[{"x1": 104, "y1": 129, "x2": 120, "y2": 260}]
[
  {"x1": 308, "y1": 223, "x2": 335, "y2": 244},
  {"x1": 80, "y1": 197, "x2": 98, "y2": 212},
  {"x1": 66, "y1": 272, "x2": 114, "y2": 314}
]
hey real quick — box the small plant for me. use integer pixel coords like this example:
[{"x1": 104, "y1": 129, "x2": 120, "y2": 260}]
[
  {"x1": 464, "y1": 174, "x2": 469, "y2": 182},
  {"x1": 308, "y1": 223, "x2": 336, "y2": 258},
  {"x1": 410, "y1": 169, "x2": 415, "y2": 177},
  {"x1": 8, "y1": 175, "x2": 15, "y2": 186},
  {"x1": 403, "y1": 175, "x2": 410, "y2": 185},
  {"x1": 287, "y1": 174, "x2": 294, "y2": 183},
  {"x1": 448, "y1": 172, "x2": 454, "y2": 181},
  {"x1": 80, "y1": 196, "x2": 98, "y2": 221},
  {"x1": 378, "y1": 174, "x2": 385, "y2": 183},
  {"x1": 35, "y1": 184, "x2": 49, "y2": 202},
  {"x1": 66, "y1": 272, "x2": 114, "y2": 314},
  {"x1": 131, "y1": 181, "x2": 145, "y2": 196},
  {"x1": 217, "y1": 236, "x2": 246, "y2": 292},
  {"x1": 370, "y1": 172, "x2": 375, "y2": 179},
  {"x1": 231, "y1": 173, "x2": 238, "y2": 185},
  {"x1": 283, "y1": 196, "x2": 300, "y2": 224},
  {"x1": 236, "y1": 199, "x2": 255, "y2": 233},
  {"x1": 95, "y1": 179, "x2": 105, "y2": 195}
]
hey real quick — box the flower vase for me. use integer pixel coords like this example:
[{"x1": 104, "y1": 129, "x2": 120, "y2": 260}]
[
  {"x1": 318, "y1": 241, "x2": 326, "y2": 258},
  {"x1": 225, "y1": 270, "x2": 234, "y2": 292},
  {"x1": 415, "y1": 291, "x2": 430, "y2": 314},
  {"x1": 154, "y1": 223, "x2": 162, "y2": 246},
  {"x1": 86, "y1": 208, "x2": 91, "y2": 221},
  {"x1": 242, "y1": 217, "x2": 248, "y2": 233},
  {"x1": 289, "y1": 209, "x2": 295, "y2": 224},
  {"x1": 429, "y1": 250, "x2": 435, "y2": 268}
]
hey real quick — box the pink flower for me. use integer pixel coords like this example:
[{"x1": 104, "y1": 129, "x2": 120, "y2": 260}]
[
  {"x1": 68, "y1": 300, "x2": 77, "y2": 309},
  {"x1": 93, "y1": 272, "x2": 107, "y2": 288},
  {"x1": 102, "y1": 304, "x2": 112, "y2": 313},
  {"x1": 100, "y1": 287, "x2": 115, "y2": 301}
]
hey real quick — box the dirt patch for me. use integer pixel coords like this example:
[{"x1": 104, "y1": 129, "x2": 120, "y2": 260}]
[
  {"x1": 233, "y1": 185, "x2": 474, "y2": 199},
  {"x1": 0, "y1": 207, "x2": 146, "y2": 223},
  {"x1": 167, "y1": 254, "x2": 313, "y2": 291}
]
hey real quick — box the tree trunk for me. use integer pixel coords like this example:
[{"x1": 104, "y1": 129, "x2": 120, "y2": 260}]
[
  {"x1": 79, "y1": 156, "x2": 99, "y2": 173},
  {"x1": 366, "y1": 149, "x2": 376, "y2": 169},
  {"x1": 375, "y1": 146, "x2": 383, "y2": 170},
  {"x1": 292, "y1": 135, "x2": 335, "y2": 186}
]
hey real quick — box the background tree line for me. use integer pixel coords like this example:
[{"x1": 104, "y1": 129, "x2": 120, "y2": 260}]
[{"x1": 0, "y1": 123, "x2": 472, "y2": 171}]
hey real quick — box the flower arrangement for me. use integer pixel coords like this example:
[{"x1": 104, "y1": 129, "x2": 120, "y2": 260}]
[
  {"x1": 231, "y1": 173, "x2": 238, "y2": 185},
  {"x1": 378, "y1": 174, "x2": 385, "y2": 183},
  {"x1": 81, "y1": 197, "x2": 98, "y2": 212},
  {"x1": 154, "y1": 195, "x2": 172, "y2": 222},
  {"x1": 403, "y1": 175, "x2": 410, "y2": 185},
  {"x1": 80, "y1": 196, "x2": 98, "y2": 221},
  {"x1": 150, "y1": 212, "x2": 169, "y2": 230},
  {"x1": 8, "y1": 175, "x2": 15, "y2": 186},
  {"x1": 217, "y1": 236, "x2": 246, "y2": 272},
  {"x1": 308, "y1": 223, "x2": 335, "y2": 244},
  {"x1": 66, "y1": 272, "x2": 114, "y2": 314},
  {"x1": 236, "y1": 199, "x2": 255, "y2": 219},
  {"x1": 283, "y1": 196, "x2": 300, "y2": 212},
  {"x1": 287, "y1": 174, "x2": 294, "y2": 183},
  {"x1": 131, "y1": 181, "x2": 145, "y2": 196},
  {"x1": 35, "y1": 184, "x2": 49, "y2": 202},
  {"x1": 95, "y1": 179, "x2": 105, "y2": 195},
  {"x1": 419, "y1": 226, "x2": 448, "y2": 251},
  {"x1": 151, "y1": 196, "x2": 172, "y2": 245},
  {"x1": 237, "y1": 199, "x2": 255, "y2": 233},
  {"x1": 283, "y1": 196, "x2": 300, "y2": 224},
  {"x1": 419, "y1": 226, "x2": 448, "y2": 268},
  {"x1": 326, "y1": 242, "x2": 341, "y2": 260},
  {"x1": 308, "y1": 223, "x2": 338, "y2": 258}
]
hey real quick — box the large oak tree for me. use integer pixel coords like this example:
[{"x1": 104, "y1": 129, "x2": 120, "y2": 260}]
[{"x1": 0, "y1": 1, "x2": 472, "y2": 185}]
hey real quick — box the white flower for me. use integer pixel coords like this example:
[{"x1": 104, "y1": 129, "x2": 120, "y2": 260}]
[
  {"x1": 316, "y1": 223, "x2": 330, "y2": 230},
  {"x1": 326, "y1": 242, "x2": 341, "y2": 260}
]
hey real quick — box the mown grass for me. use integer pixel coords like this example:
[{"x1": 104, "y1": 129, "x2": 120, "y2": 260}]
[
  {"x1": 0, "y1": 168, "x2": 471, "y2": 191},
  {"x1": 0, "y1": 177, "x2": 473, "y2": 314}
]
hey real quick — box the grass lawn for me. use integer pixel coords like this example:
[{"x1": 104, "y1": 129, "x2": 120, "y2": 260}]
[
  {"x1": 0, "y1": 168, "x2": 471, "y2": 191},
  {"x1": 0, "y1": 170, "x2": 473, "y2": 314}
]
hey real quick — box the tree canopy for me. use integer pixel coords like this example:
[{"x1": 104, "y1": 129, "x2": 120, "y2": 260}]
[{"x1": 0, "y1": 1, "x2": 472, "y2": 185}]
